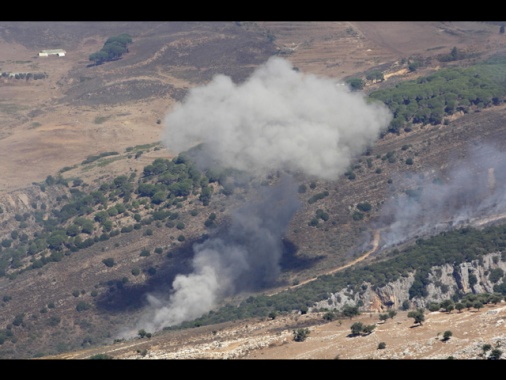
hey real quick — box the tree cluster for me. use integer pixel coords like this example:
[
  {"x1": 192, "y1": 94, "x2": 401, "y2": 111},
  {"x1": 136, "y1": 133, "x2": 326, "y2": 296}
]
[
  {"x1": 369, "y1": 57, "x2": 506, "y2": 134},
  {"x1": 89, "y1": 34, "x2": 132, "y2": 65}
]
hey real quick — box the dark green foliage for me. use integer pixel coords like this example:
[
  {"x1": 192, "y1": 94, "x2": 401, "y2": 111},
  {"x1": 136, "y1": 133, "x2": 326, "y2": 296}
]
[
  {"x1": 12, "y1": 314, "x2": 24, "y2": 327},
  {"x1": 488, "y1": 268, "x2": 504, "y2": 283},
  {"x1": 370, "y1": 62, "x2": 506, "y2": 135},
  {"x1": 47, "y1": 316, "x2": 61, "y2": 327},
  {"x1": 140, "y1": 249, "x2": 150, "y2": 257},
  {"x1": 89, "y1": 34, "x2": 132, "y2": 65},
  {"x1": 378, "y1": 342, "x2": 386, "y2": 349},
  {"x1": 346, "y1": 77, "x2": 364, "y2": 91},
  {"x1": 323, "y1": 311, "x2": 337, "y2": 321},
  {"x1": 102, "y1": 258, "x2": 115, "y2": 268},
  {"x1": 76, "y1": 301, "x2": 91, "y2": 312},
  {"x1": 356, "y1": 202, "x2": 372, "y2": 212},
  {"x1": 350, "y1": 322, "x2": 364, "y2": 336},
  {"x1": 293, "y1": 328, "x2": 310, "y2": 342},
  {"x1": 352, "y1": 211, "x2": 364, "y2": 221},
  {"x1": 366, "y1": 70, "x2": 384, "y2": 82},
  {"x1": 308, "y1": 191, "x2": 329, "y2": 204},
  {"x1": 131, "y1": 268, "x2": 140, "y2": 276},
  {"x1": 408, "y1": 309, "x2": 425, "y2": 325},
  {"x1": 89, "y1": 354, "x2": 113, "y2": 360},
  {"x1": 442, "y1": 330, "x2": 452, "y2": 341},
  {"x1": 489, "y1": 349, "x2": 503, "y2": 360},
  {"x1": 342, "y1": 304, "x2": 360, "y2": 320}
]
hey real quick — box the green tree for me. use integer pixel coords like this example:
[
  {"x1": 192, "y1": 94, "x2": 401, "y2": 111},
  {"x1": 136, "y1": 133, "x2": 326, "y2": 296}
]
[
  {"x1": 293, "y1": 328, "x2": 310, "y2": 342},
  {"x1": 442, "y1": 330, "x2": 452, "y2": 341},
  {"x1": 378, "y1": 342, "x2": 386, "y2": 349},
  {"x1": 440, "y1": 299, "x2": 454, "y2": 313},
  {"x1": 407, "y1": 309, "x2": 425, "y2": 325},
  {"x1": 455, "y1": 302, "x2": 465, "y2": 313},
  {"x1": 342, "y1": 304, "x2": 360, "y2": 320},
  {"x1": 489, "y1": 349, "x2": 503, "y2": 360},
  {"x1": 76, "y1": 301, "x2": 90, "y2": 312},
  {"x1": 102, "y1": 258, "x2": 115, "y2": 268},
  {"x1": 347, "y1": 77, "x2": 364, "y2": 91},
  {"x1": 350, "y1": 322, "x2": 364, "y2": 336}
]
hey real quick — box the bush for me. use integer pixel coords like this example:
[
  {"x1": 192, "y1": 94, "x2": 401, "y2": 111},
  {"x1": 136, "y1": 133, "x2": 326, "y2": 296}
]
[
  {"x1": 76, "y1": 301, "x2": 91, "y2": 312},
  {"x1": 131, "y1": 268, "x2": 141, "y2": 276},
  {"x1": 102, "y1": 258, "x2": 115, "y2": 267},
  {"x1": 378, "y1": 342, "x2": 386, "y2": 349},
  {"x1": 293, "y1": 328, "x2": 310, "y2": 342},
  {"x1": 442, "y1": 330, "x2": 452, "y2": 341},
  {"x1": 356, "y1": 202, "x2": 372, "y2": 212}
]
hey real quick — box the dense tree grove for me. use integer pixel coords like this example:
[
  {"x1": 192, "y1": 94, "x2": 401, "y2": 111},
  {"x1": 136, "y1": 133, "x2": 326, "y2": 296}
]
[
  {"x1": 89, "y1": 34, "x2": 132, "y2": 65},
  {"x1": 0, "y1": 150, "x2": 219, "y2": 277},
  {"x1": 369, "y1": 55, "x2": 506, "y2": 134}
]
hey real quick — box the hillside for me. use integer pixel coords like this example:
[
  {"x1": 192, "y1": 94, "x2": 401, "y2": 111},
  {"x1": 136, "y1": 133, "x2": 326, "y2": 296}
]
[{"x1": 1, "y1": 21, "x2": 506, "y2": 359}]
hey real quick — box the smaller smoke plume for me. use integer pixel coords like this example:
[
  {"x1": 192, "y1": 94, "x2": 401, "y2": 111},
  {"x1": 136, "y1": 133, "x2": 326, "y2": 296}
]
[
  {"x1": 127, "y1": 176, "x2": 300, "y2": 334},
  {"x1": 378, "y1": 144, "x2": 506, "y2": 248}
]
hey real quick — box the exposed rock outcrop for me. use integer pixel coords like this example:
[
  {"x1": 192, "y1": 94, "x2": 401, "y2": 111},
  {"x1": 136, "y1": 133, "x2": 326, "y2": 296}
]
[{"x1": 313, "y1": 252, "x2": 506, "y2": 312}]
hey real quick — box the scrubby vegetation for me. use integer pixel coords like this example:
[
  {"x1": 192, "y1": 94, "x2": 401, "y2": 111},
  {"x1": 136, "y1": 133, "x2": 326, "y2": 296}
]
[{"x1": 369, "y1": 54, "x2": 506, "y2": 134}]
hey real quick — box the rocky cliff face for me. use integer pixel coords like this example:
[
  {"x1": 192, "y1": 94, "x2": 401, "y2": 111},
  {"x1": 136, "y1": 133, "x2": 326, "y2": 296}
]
[{"x1": 313, "y1": 252, "x2": 506, "y2": 312}]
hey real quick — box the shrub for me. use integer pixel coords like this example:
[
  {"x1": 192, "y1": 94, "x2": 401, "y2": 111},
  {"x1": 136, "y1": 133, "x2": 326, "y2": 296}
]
[
  {"x1": 378, "y1": 342, "x2": 386, "y2": 349},
  {"x1": 442, "y1": 330, "x2": 452, "y2": 341},
  {"x1": 293, "y1": 328, "x2": 310, "y2": 342},
  {"x1": 76, "y1": 301, "x2": 91, "y2": 312},
  {"x1": 102, "y1": 258, "x2": 115, "y2": 268}
]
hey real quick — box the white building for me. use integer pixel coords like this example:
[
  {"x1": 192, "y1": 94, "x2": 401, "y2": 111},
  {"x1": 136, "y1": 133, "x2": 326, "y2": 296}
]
[{"x1": 38, "y1": 49, "x2": 66, "y2": 57}]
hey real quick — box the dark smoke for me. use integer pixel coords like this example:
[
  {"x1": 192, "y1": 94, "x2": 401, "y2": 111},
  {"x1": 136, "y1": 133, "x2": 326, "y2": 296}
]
[{"x1": 126, "y1": 176, "x2": 300, "y2": 334}]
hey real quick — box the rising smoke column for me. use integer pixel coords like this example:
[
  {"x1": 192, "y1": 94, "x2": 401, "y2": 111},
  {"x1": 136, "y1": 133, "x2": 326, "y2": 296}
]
[
  {"x1": 378, "y1": 144, "x2": 506, "y2": 248},
  {"x1": 126, "y1": 57, "x2": 392, "y2": 336}
]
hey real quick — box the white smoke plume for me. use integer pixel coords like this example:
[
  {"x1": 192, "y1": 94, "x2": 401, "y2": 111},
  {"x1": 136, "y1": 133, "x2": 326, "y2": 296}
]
[
  {"x1": 162, "y1": 56, "x2": 392, "y2": 180},
  {"x1": 378, "y1": 144, "x2": 506, "y2": 248},
  {"x1": 125, "y1": 57, "x2": 392, "y2": 336}
]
